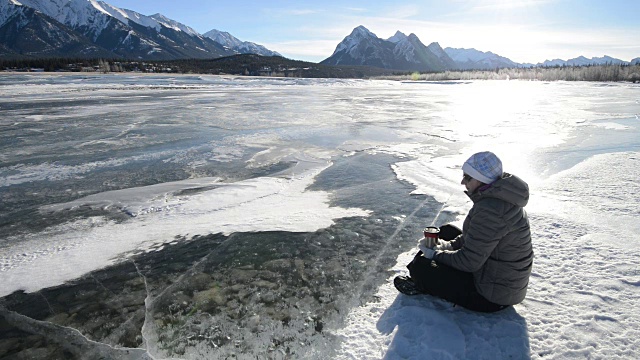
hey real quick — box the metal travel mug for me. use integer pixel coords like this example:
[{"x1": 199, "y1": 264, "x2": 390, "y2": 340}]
[{"x1": 423, "y1": 226, "x2": 440, "y2": 248}]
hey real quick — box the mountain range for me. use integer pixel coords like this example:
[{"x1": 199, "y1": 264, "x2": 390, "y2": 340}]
[
  {"x1": 1, "y1": 0, "x2": 638, "y2": 71},
  {"x1": 0, "y1": 0, "x2": 279, "y2": 60},
  {"x1": 320, "y1": 26, "x2": 457, "y2": 72},
  {"x1": 322, "y1": 25, "x2": 640, "y2": 71}
]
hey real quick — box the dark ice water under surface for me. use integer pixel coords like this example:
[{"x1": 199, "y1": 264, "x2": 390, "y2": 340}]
[
  {"x1": 2, "y1": 154, "x2": 450, "y2": 359},
  {"x1": 0, "y1": 75, "x2": 455, "y2": 358}
]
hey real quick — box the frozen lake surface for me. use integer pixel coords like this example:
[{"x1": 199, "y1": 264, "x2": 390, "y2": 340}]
[{"x1": 0, "y1": 74, "x2": 639, "y2": 359}]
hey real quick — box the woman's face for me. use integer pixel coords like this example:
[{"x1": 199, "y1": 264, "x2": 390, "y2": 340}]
[{"x1": 461, "y1": 173, "x2": 483, "y2": 193}]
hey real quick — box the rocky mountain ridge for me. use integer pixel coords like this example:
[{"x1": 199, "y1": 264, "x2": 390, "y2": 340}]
[
  {"x1": 0, "y1": 0, "x2": 278, "y2": 59},
  {"x1": 321, "y1": 26, "x2": 457, "y2": 72},
  {"x1": 323, "y1": 25, "x2": 635, "y2": 72}
]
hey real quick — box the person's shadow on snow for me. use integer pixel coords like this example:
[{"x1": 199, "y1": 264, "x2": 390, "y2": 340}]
[{"x1": 377, "y1": 294, "x2": 531, "y2": 360}]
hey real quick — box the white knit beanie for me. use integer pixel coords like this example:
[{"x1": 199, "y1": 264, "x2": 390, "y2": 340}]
[{"x1": 462, "y1": 151, "x2": 503, "y2": 184}]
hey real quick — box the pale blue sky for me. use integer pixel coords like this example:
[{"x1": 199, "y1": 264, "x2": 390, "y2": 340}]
[{"x1": 105, "y1": 0, "x2": 640, "y2": 64}]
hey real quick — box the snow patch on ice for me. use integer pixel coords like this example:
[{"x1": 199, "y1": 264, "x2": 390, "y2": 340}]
[
  {"x1": 0, "y1": 162, "x2": 370, "y2": 297},
  {"x1": 530, "y1": 151, "x2": 640, "y2": 238},
  {"x1": 592, "y1": 121, "x2": 630, "y2": 130}
]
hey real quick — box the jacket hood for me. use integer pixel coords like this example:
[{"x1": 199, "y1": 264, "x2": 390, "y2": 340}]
[{"x1": 468, "y1": 173, "x2": 529, "y2": 207}]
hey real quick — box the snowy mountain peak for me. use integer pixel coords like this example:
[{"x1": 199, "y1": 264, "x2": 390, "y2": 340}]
[
  {"x1": 351, "y1": 25, "x2": 377, "y2": 39},
  {"x1": 426, "y1": 42, "x2": 449, "y2": 60},
  {"x1": 203, "y1": 29, "x2": 243, "y2": 48},
  {"x1": 96, "y1": 1, "x2": 140, "y2": 26},
  {"x1": 444, "y1": 47, "x2": 519, "y2": 69},
  {"x1": 538, "y1": 55, "x2": 628, "y2": 67},
  {"x1": 387, "y1": 31, "x2": 407, "y2": 43},
  {"x1": 597, "y1": 55, "x2": 625, "y2": 64},
  {"x1": 332, "y1": 25, "x2": 380, "y2": 55},
  {"x1": 88, "y1": 0, "x2": 109, "y2": 14},
  {"x1": 92, "y1": 2, "x2": 200, "y2": 38},
  {"x1": 323, "y1": 26, "x2": 457, "y2": 71},
  {"x1": 203, "y1": 28, "x2": 281, "y2": 57},
  {"x1": 149, "y1": 13, "x2": 200, "y2": 37},
  {"x1": 1, "y1": 0, "x2": 280, "y2": 60},
  {"x1": 0, "y1": 0, "x2": 23, "y2": 27},
  {"x1": 17, "y1": 0, "x2": 113, "y2": 40}
]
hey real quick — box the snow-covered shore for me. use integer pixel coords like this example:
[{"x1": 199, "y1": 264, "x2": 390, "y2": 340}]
[{"x1": 334, "y1": 150, "x2": 640, "y2": 359}]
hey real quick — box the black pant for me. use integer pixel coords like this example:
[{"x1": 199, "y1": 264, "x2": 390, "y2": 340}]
[{"x1": 407, "y1": 224, "x2": 508, "y2": 313}]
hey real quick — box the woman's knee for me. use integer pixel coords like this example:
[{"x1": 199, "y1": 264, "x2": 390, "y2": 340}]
[{"x1": 438, "y1": 224, "x2": 462, "y2": 240}]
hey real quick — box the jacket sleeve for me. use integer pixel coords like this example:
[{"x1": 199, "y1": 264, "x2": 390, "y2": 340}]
[{"x1": 434, "y1": 202, "x2": 508, "y2": 272}]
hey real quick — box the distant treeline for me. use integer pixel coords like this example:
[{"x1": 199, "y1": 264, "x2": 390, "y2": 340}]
[
  {"x1": 377, "y1": 64, "x2": 640, "y2": 82},
  {"x1": 0, "y1": 55, "x2": 397, "y2": 78},
  {"x1": 2, "y1": 55, "x2": 639, "y2": 82}
]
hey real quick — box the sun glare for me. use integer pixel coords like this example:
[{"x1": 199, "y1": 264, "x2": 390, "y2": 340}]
[{"x1": 445, "y1": 81, "x2": 552, "y2": 183}]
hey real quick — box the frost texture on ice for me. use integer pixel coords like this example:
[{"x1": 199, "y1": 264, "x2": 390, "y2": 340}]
[{"x1": 1, "y1": 75, "x2": 639, "y2": 359}]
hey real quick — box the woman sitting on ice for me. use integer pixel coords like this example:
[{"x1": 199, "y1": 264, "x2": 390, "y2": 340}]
[{"x1": 394, "y1": 151, "x2": 534, "y2": 312}]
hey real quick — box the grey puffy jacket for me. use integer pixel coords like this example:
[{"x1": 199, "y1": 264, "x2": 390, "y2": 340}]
[{"x1": 433, "y1": 173, "x2": 533, "y2": 305}]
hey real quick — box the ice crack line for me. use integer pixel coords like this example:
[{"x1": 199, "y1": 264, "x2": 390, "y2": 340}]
[
  {"x1": 146, "y1": 236, "x2": 234, "y2": 305},
  {"x1": 350, "y1": 192, "x2": 452, "y2": 305},
  {"x1": 131, "y1": 259, "x2": 157, "y2": 360},
  {"x1": 90, "y1": 273, "x2": 117, "y2": 297},
  {"x1": 0, "y1": 305, "x2": 152, "y2": 360},
  {"x1": 379, "y1": 192, "x2": 451, "y2": 267},
  {"x1": 135, "y1": 234, "x2": 237, "y2": 357},
  {"x1": 38, "y1": 291, "x2": 56, "y2": 316}
]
